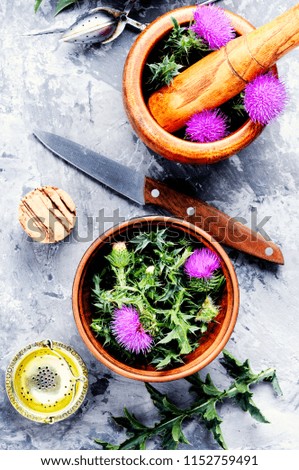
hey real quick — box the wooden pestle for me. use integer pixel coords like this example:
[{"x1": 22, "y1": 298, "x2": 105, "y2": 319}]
[{"x1": 148, "y1": 3, "x2": 299, "y2": 133}]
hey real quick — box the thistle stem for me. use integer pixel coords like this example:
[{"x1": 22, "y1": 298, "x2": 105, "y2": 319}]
[{"x1": 116, "y1": 267, "x2": 127, "y2": 288}]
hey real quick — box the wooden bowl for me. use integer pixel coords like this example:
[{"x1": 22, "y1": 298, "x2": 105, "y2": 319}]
[
  {"x1": 72, "y1": 216, "x2": 239, "y2": 382},
  {"x1": 123, "y1": 6, "x2": 277, "y2": 164}
]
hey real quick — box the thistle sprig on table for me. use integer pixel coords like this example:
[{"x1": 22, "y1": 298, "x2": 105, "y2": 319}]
[
  {"x1": 96, "y1": 350, "x2": 282, "y2": 450},
  {"x1": 91, "y1": 228, "x2": 225, "y2": 369}
]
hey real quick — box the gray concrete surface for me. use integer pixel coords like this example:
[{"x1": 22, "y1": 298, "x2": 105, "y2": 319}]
[{"x1": 0, "y1": 0, "x2": 298, "y2": 450}]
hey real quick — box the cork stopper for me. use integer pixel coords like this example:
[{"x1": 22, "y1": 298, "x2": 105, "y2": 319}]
[{"x1": 18, "y1": 186, "x2": 76, "y2": 243}]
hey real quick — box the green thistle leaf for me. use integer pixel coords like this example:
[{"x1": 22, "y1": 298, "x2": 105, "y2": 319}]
[
  {"x1": 164, "y1": 17, "x2": 209, "y2": 62},
  {"x1": 165, "y1": 17, "x2": 187, "y2": 46},
  {"x1": 220, "y1": 350, "x2": 255, "y2": 381},
  {"x1": 145, "y1": 383, "x2": 169, "y2": 414},
  {"x1": 94, "y1": 440, "x2": 119, "y2": 450},
  {"x1": 117, "y1": 433, "x2": 148, "y2": 450},
  {"x1": 151, "y1": 351, "x2": 182, "y2": 370},
  {"x1": 264, "y1": 371, "x2": 283, "y2": 396},
  {"x1": 236, "y1": 395, "x2": 270, "y2": 424},
  {"x1": 161, "y1": 397, "x2": 183, "y2": 416},
  {"x1": 172, "y1": 418, "x2": 190, "y2": 444},
  {"x1": 202, "y1": 374, "x2": 223, "y2": 398},
  {"x1": 160, "y1": 435, "x2": 178, "y2": 450},
  {"x1": 189, "y1": 273, "x2": 226, "y2": 293},
  {"x1": 34, "y1": 0, "x2": 77, "y2": 15},
  {"x1": 147, "y1": 55, "x2": 183, "y2": 89},
  {"x1": 55, "y1": 0, "x2": 77, "y2": 15},
  {"x1": 114, "y1": 408, "x2": 148, "y2": 432},
  {"x1": 158, "y1": 325, "x2": 192, "y2": 355},
  {"x1": 34, "y1": 0, "x2": 43, "y2": 12},
  {"x1": 203, "y1": 405, "x2": 227, "y2": 450},
  {"x1": 231, "y1": 93, "x2": 246, "y2": 117}
]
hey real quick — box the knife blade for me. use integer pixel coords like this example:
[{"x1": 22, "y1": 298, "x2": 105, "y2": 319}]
[{"x1": 33, "y1": 130, "x2": 284, "y2": 265}]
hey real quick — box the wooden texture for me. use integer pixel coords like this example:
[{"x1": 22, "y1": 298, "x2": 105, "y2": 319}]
[
  {"x1": 123, "y1": 7, "x2": 276, "y2": 164},
  {"x1": 144, "y1": 178, "x2": 284, "y2": 265},
  {"x1": 18, "y1": 186, "x2": 76, "y2": 243},
  {"x1": 148, "y1": 4, "x2": 299, "y2": 133},
  {"x1": 72, "y1": 216, "x2": 239, "y2": 382}
]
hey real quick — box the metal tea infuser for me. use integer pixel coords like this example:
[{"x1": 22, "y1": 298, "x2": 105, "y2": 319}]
[
  {"x1": 24, "y1": 0, "x2": 222, "y2": 45},
  {"x1": 6, "y1": 339, "x2": 88, "y2": 423},
  {"x1": 61, "y1": 0, "x2": 146, "y2": 45}
]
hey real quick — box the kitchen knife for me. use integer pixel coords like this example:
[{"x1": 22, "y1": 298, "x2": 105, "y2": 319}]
[{"x1": 33, "y1": 130, "x2": 284, "y2": 264}]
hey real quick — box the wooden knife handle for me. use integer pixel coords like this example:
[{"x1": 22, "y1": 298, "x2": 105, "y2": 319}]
[{"x1": 144, "y1": 177, "x2": 284, "y2": 264}]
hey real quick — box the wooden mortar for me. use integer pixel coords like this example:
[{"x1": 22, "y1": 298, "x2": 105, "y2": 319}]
[
  {"x1": 122, "y1": 5, "x2": 295, "y2": 164},
  {"x1": 148, "y1": 3, "x2": 299, "y2": 133}
]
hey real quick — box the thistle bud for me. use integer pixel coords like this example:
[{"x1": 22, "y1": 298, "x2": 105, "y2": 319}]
[
  {"x1": 145, "y1": 265, "x2": 155, "y2": 275},
  {"x1": 196, "y1": 295, "x2": 219, "y2": 323},
  {"x1": 112, "y1": 242, "x2": 127, "y2": 252},
  {"x1": 108, "y1": 242, "x2": 131, "y2": 268}
]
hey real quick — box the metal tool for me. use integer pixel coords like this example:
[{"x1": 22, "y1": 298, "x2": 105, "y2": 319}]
[
  {"x1": 24, "y1": 0, "x2": 222, "y2": 45},
  {"x1": 61, "y1": 2, "x2": 146, "y2": 45},
  {"x1": 24, "y1": 0, "x2": 146, "y2": 44},
  {"x1": 33, "y1": 130, "x2": 284, "y2": 264}
]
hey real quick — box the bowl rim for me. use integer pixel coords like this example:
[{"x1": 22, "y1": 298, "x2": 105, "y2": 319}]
[
  {"x1": 72, "y1": 216, "x2": 240, "y2": 382},
  {"x1": 122, "y1": 5, "x2": 277, "y2": 164}
]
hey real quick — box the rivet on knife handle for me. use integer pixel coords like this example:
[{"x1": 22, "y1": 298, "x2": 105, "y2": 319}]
[{"x1": 144, "y1": 177, "x2": 284, "y2": 265}]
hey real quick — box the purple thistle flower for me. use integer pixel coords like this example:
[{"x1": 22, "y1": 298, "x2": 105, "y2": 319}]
[
  {"x1": 184, "y1": 248, "x2": 221, "y2": 279},
  {"x1": 244, "y1": 73, "x2": 287, "y2": 125},
  {"x1": 190, "y1": 5, "x2": 235, "y2": 49},
  {"x1": 185, "y1": 108, "x2": 229, "y2": 143},
  {"x1": 111, "y1": 306, "x2": 153, "y2": 354}
]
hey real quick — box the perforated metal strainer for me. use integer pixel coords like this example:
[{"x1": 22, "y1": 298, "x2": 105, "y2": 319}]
[{"x1": 5, "y1": 340, "x2": 88, "y2": 424}]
